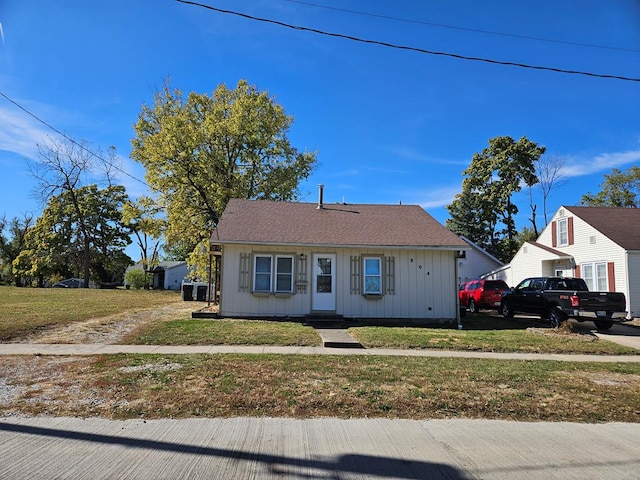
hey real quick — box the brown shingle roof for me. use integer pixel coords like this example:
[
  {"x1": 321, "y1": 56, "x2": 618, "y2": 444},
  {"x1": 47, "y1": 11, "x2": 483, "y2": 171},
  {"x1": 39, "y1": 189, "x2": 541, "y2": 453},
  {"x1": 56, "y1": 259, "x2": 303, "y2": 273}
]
[
  {"x1": 213, "y1": 199, "x2": 466, "y2": 249},
  {"x1": 564, "y1": 206, "x2": 640, "y2": 250},
  {"x1": 528, "y1": 242, "x2": 572, "y2": 258}
]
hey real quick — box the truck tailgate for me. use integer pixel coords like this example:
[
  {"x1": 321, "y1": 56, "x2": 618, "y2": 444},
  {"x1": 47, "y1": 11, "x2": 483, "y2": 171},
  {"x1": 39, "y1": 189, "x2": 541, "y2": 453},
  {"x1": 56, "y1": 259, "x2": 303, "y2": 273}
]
[{"x1": 578, "y1": 292, "x2": 626, "y2": 311}]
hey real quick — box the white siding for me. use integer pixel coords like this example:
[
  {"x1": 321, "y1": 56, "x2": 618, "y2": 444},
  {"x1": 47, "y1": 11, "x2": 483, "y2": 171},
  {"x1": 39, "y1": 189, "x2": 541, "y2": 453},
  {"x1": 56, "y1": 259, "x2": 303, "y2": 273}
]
[
  {"x1": 164, "y1": 264, "x2": 189, "y2": 290},
  {"x1": 508, "y1": 243, "x2": 573, "y2": 287},
  {"x1": 482, "y1": 265, "x2": 513, "y2": 286},
  {"x1": 627, "y1": 252, "x2": 640, "y2": 319},
  {"x1": 458, "y1": 246, "x2": 502, "y2": 284},
  {"x1": 219, "y1": 244, "x2": 458, "y2": 320}
]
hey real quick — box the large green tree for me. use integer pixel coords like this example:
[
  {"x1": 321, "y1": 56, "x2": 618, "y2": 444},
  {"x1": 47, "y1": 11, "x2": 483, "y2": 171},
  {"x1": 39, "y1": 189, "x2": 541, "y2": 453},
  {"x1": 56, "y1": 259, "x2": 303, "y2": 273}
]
[
  {"x1": 131, "y1": 79, "x2": 317, "y2": 265},
  {"x1": 121, "y1": 195, "x2": 165, "y2": 273},
  {"x1": 14, "y1": 185, "x2": 132, "y2": 286},
  {"x1": 581, "y1": 166, "x2": 640, "y2": 207},
  {"x1": 0, "y1": 215, "x2": 33, "y2": 286},
  {"x1": 28, "y1": 137, "x2": 122, "y2": 287},
  {"x1": 446, "y1": 136, "x2": 546, "y2": 262}
]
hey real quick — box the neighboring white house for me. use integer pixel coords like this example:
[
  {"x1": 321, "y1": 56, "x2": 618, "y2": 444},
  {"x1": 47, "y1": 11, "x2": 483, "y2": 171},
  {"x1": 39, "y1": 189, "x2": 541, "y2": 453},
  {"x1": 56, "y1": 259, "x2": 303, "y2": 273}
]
[
  {"x1": 483, "y1": 206, "x2": 640, "y2": 319},
  {"x1": 457, "y1": 236, "x2": 504, "y2": 285},
  {"x1": 211, "y1": 196, "x2": 468, "y2": 322},
  {"x1": 125, "y1": 261, "x2": 190, "y2": 291}
]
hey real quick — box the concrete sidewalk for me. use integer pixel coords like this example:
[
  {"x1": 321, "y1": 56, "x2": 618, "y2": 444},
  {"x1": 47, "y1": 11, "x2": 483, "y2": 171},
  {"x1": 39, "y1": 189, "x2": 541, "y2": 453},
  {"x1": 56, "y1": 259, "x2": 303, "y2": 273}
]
[
  {"x1": 1, "y1": 342, "x2": 639, "y2": 362},
  {"x1": 0, "y1": 416, "x2": 638, "y2": 479}
]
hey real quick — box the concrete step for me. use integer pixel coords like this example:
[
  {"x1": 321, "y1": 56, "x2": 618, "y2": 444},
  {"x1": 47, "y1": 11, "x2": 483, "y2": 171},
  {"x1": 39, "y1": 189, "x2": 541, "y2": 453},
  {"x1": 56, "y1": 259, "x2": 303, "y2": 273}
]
[{"x1": 314, "y1": 328, "x2": 364, "y2": 349}]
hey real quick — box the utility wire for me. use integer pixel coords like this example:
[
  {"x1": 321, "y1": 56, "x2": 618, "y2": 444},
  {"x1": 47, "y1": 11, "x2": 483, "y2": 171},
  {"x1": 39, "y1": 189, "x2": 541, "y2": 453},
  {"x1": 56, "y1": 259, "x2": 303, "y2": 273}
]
[
  {"x1": 0, "y1": 90, "x2": 151, "y2": 189},
  {"x1": 176, "y1": 0, "x2": 640, "y2": 83},
  {"x1": 286, "y1": 0, "x2": 640, "y2": 55}
]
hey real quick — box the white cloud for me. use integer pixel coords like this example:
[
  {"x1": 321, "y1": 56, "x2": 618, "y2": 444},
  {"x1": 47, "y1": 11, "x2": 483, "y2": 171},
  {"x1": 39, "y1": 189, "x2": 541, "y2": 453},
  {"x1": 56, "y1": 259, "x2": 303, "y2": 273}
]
[
  {"x1": 560, "y1": 149, "x2": 640, "y2": 177},
  {"x1": 0, "y1": 104, "x2": 50, "y2": 158}
]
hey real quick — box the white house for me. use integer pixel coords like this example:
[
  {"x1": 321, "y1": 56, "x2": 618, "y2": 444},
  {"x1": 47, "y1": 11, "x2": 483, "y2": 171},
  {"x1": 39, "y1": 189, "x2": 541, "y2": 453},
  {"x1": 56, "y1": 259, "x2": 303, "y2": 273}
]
[
  {"x1": 483, "y1": 206, "x2": 640, "y2": 319},
  {"x1": 210, "y1": 196, "x2": 468, "y2": 322},
  {"x1": 457, "y1": 236, "x2": 504, "y2": 285}
]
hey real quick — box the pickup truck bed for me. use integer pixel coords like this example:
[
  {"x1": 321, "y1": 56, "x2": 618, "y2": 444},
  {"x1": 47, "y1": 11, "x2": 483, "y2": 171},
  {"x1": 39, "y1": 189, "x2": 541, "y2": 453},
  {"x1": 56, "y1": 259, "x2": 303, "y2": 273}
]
[{"x1": 500, "y1": 277, "x2": 627, "y2": 330}]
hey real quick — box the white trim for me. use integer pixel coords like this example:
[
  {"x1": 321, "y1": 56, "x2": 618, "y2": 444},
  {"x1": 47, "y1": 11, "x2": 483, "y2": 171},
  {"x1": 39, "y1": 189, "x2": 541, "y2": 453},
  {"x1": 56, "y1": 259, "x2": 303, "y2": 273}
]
[
  {"x1": 312, "y1": 253, "x2": 336, "y2": 311},
  {"x1": 557, "y1": 217, "x2": 569, "y2": 246},
  {"x1": 363, "y1": 256, "x2": 383, "y2": 295}
]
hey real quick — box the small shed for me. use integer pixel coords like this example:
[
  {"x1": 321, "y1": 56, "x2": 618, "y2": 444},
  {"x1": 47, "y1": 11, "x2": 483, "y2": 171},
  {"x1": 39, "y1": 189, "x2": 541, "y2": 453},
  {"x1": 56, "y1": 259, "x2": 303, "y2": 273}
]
[
  {"x1": 125, "y1": 261, "x2": 190, "y2": 291},
  {"x1": 149, "y1": 261, "x2": 190, "y2": 290}
]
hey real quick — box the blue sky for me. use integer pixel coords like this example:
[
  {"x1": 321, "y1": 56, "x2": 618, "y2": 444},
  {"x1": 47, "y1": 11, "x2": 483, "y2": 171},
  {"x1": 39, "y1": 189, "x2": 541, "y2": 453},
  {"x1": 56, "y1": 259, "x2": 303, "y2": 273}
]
[{"x1": 1, "y1": 0, "x2": 639, "y2": 258}]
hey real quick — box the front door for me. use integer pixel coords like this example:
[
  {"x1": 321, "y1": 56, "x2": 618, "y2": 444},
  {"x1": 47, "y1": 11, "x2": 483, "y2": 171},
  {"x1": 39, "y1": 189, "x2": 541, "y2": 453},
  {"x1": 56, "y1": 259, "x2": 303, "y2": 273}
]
[{"x1": 312, "y1": 254, "x2": 336, "y2": 312}]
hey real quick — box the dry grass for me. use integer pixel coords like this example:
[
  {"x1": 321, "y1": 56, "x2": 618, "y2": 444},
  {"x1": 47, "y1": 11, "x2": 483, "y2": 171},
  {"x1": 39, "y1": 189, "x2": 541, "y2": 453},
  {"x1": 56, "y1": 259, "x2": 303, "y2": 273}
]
[
  {"x1": 348, "y1": 317, "x2": 638, "y2": 355},
  {"x1": 0, "y1": 287, "x2": 181, "y2": 341},
  {"x1": 1, "y1": 354, "x2": 639, "y2": 422},
  {"x1": 123, "y1": 319, "x2": 321, "y2": 346}
]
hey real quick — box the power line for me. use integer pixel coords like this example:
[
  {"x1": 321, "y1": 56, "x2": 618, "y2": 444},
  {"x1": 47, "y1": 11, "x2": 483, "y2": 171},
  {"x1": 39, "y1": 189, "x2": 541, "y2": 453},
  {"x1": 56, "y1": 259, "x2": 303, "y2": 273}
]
[
  {"x1": 175, "y1": 0, "x2": 640, "y2": 83},
  {"x1": 0, "y1": 90, "x2": 151, "y2": 189},
  {"x1": 286, "y1": 0, "x2": 640, "y2": 55}
]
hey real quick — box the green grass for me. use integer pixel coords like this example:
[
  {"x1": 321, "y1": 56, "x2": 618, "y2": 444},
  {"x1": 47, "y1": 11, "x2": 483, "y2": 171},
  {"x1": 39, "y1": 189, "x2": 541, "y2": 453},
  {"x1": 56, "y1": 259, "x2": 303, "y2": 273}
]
[
  {"x1": 125, "y1": 319, "x2": 321, "y2": 346},
  {"x1": 348, "y1": 313, "x2": 639, "y2": 355},
  {"x1": 0, "y1": 286, "x2": 181, "y2": 341},
  {"x1": 5, "y1": 353, "x2": 640, "y2": 422}
]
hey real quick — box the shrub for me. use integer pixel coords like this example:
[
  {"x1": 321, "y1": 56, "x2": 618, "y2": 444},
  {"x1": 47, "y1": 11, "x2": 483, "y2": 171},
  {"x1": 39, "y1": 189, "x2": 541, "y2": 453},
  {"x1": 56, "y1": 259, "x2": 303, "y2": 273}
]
[{"x1": 124, "y1": 268, "x2": 149, "y2": 290}]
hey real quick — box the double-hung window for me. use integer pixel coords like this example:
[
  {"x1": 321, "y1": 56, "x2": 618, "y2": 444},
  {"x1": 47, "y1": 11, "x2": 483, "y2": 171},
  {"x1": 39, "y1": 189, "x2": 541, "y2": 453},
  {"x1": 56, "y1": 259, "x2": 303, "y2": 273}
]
[
  {"x1": 253, "y1": 254, "x2": 294, "y2": 294},
  {"x1": 557, "y1": 218, "x2": 568, "y2": 246},
  {"x1": 582, "y1": 262, "x2": 607, "y2": 291},
  {"x1": 275, "y1": 256, "x2": 294, "y2": 293},
  {"x1": 363, "y1": 256, "x2": 382, "y2": 295},
  {"x1": 253, "y1": 255, "x2": 272, "y2": 292}
]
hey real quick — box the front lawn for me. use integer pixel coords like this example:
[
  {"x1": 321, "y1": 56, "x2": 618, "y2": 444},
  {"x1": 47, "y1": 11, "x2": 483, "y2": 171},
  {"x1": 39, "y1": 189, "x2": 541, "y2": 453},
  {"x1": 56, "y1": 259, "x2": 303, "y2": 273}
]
[
  {"x1": 0, "y1": 286, "x2": 181, "y2": 341},
  {"x1": 3, "y1": 353, "x2": 639, "y2": 422},
  {"x1": 125, "y1": 319, "x2": 321, "y2": 346},
  {"x1": 348, "y1": 313, "x2": 639, "y2": 355}
]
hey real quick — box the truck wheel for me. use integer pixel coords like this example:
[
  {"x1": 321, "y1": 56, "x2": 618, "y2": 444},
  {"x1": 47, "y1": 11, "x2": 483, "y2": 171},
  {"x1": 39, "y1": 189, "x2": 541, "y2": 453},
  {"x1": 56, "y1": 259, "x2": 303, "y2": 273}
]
[
  {"x1": 501, "y1": 302, "x2": 514, "y2": 319},
  {"x1": 594, "y1": 320, "x2": 613, "y2": 330},
  {"x1": 468, "y1": 300, "x2": 478, "y2": 314},
  {"x1": 548, "y1": 307, "x2": 566, "y2": 328}
]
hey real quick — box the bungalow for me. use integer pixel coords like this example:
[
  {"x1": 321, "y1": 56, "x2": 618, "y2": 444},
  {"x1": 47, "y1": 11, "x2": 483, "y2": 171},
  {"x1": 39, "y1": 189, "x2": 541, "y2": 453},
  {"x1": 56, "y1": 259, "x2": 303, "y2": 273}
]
[
  {"x1": 211, "y1": 193, "x2": 467, "y2": 322},
  {"x1": 483, "y1": 206, "x2": 640, "y2": 319}
]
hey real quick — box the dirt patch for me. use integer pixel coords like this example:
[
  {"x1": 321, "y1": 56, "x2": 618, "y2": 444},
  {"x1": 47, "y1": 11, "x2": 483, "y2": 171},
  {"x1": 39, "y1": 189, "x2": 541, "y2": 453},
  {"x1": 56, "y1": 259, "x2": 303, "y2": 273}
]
[
  {"x1": 558, "y1": 370, "x2": 640, "y2": 387},
  {"x1": 16, "y1": 302, "x2": 197, "y2": 344},
  {"x1": 118, "y1": 363, "x2": 183, "y2": 373},
  {"x1": 526, "y1": 325, "x2": 598, "y2": 342}
]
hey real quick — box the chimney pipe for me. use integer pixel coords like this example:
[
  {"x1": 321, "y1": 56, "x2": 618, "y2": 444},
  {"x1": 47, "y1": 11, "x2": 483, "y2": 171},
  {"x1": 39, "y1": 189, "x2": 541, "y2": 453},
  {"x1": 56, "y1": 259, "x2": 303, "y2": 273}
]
[{"x1": 317, "y1": 184, "x2": 324, "y2": 209}]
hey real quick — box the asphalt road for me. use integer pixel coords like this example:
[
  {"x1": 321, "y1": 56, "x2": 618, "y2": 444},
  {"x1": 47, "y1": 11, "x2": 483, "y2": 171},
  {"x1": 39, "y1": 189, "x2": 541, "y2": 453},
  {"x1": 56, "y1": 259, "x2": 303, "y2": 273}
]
[{"x1": 0, "y1": 416, "x2": 638, "y2": 480}]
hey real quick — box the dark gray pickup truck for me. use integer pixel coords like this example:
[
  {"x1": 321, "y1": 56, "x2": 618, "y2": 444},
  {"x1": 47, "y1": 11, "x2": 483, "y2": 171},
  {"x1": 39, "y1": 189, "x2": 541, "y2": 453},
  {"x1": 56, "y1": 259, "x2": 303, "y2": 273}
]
[{"x1": 500, "y1": 277, "x2": 627, "y2": 330}]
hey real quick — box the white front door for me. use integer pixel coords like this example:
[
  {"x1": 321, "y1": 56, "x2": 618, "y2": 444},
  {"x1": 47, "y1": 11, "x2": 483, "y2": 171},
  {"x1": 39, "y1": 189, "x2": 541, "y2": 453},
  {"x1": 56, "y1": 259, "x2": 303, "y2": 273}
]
[{"x1": 312, "y1": 254, "x2": 336, "y2": 312}]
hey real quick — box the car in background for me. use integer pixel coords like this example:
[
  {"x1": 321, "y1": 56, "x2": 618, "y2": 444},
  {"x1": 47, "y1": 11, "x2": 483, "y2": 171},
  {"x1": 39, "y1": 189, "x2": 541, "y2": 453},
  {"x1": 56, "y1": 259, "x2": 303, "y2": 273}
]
[
  {"x1": 459, "y1": 279, "x2": 509, "y2": 313},
  {"x1": 51, "y1": 278, "x2": 86, "y2": 288}
]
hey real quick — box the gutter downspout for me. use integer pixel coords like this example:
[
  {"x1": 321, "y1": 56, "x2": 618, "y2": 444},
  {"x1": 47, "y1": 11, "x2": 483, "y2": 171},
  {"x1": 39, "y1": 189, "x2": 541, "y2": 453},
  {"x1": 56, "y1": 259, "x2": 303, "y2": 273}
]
[{"x1": 455, "y1": 251, "x2": 462, "y2": 329}]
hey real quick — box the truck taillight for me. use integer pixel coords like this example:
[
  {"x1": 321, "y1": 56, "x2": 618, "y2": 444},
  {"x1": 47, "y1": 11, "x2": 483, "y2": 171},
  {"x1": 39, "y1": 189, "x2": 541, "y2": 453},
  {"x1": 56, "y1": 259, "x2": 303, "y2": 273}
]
[{"x1": 570, "y1": 295, "x2": 579, "y2": 307}]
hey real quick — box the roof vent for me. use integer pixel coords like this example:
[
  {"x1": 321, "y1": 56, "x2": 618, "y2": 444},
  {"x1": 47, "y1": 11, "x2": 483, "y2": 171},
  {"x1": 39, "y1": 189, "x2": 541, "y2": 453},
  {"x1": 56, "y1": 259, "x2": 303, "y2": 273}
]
[{"x1": 317, "y1": 184, "x2": 324, "y2": 209}]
